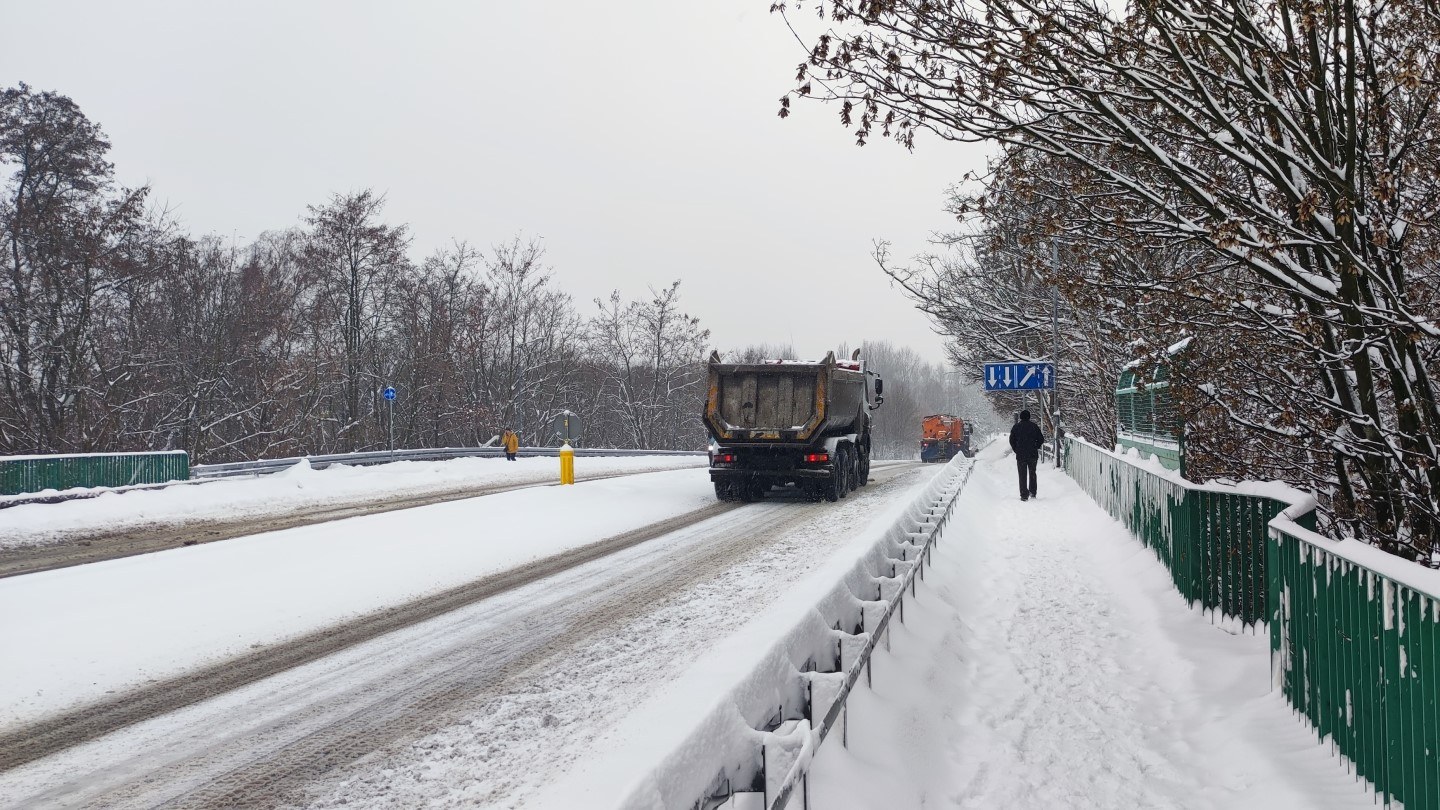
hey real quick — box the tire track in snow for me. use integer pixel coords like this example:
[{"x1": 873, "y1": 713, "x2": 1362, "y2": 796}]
[
  {"x1": 0, "y1": 463, "x2": 924, "y2": 809},
  {"x1": 0, "y1": 499, "x2": 738, "y2": 773},
  {"x1": 0, "y1": 465, "x2": 697, "y2": 580}
]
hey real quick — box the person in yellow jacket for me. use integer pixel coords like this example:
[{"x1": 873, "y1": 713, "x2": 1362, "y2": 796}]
[{"x1": 502, "y1": 429, "x2": 519, "y2": 461}]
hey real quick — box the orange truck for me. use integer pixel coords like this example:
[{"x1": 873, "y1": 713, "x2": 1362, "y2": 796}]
[{"x1": 920, "y1": 414, "x2": 971, "y2": 462}]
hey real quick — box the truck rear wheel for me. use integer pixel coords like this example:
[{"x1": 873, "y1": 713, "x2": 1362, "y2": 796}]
[
  {"x1": 837, "y1": 447, "x2": 851, "y2": 499},
  {"x1": 714, "y1": 481, "x2": 731, "y2": 501}
]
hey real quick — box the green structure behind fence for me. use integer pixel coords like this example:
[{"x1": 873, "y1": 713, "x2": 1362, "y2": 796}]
[
  {"x1": 1064, "y1": 436, "x2": 1439, "y2": 808},
  {"x1": 0, "y1": 451, "x2": 189, "y2": 496}
]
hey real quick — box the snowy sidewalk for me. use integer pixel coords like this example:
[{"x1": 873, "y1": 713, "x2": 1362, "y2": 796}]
[{"x1": 808, "y1": 445, "x2": 1369, "y2": 810}]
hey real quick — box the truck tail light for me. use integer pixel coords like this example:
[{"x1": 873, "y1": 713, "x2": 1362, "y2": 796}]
[
  {"x1": 804, "y1": 452, "x2": 829, "y2": 463},
  {"x1": 715, "y1": 453, "x2": 736, "y2": 464}
]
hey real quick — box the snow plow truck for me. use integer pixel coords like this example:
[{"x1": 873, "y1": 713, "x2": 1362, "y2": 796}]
[
  {"x1": 704, "y1": 350, "x2": 884, "y2": 502},
  {"x1": 920, "y1": 414, "x2": 971, "y2": 462}
]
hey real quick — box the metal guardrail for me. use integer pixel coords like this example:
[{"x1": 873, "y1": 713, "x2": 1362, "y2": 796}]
[
  {"x1": 646, "y1": 457, "x2": 972, "y2": 810},
  {"x1": 191, "y1": 447, "x2": 705, "y2": 479},
  {"x1": 1062, "y1": 434, "x2": 1438, "y2": 807},
  {"x1": 766, "y1": 469, "x2": 969, "y2": 810}
]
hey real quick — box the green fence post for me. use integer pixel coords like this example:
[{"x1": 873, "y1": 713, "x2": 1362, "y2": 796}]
[{"x1": 1422, "y1": 593, "x2": 1439, "y2": 808}]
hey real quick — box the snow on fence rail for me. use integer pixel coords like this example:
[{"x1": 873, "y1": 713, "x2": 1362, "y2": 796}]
[
  {"x1": 624, "y1": 457, "x2": 973, "y2": 810},
  {"x1": 1063, "y1": 435, "x2": 1440, "y2": 808},
  {"x1": 190, "y1": 446, "x2": 704, "y2": 480},
  {"x1": 1062, "y1": 435, "x2": 1307, "y2": 628}
]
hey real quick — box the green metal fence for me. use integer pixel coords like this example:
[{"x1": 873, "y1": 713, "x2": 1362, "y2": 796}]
[
  {"x1": 1269, "y1": 521, "x2": 1440, "y2": 809},
  {"x1": 1065, "y1": 435, "x2": 1440, "y2": 807},
  {"x1": 0, "y1": 451, "x2": 190, "y2": 495},
  {"x1": 1063, "y1": 436, "x2": 1301, "y2": 628}
]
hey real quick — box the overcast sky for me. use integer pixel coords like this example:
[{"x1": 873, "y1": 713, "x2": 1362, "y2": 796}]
[{"x1": 2, "y1": 0, "x2": 991, "y2": 361}]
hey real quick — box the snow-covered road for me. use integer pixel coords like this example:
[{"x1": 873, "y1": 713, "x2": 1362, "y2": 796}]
[
  {"x1": 0, "y1": 454, "x2": 706, "y2": 554},
  {"x1": 0, "y1": 462, "x2": 937, "y2": 808},
  {"x1": 0, "y1": 466, "x2": 719, "y2": 728},
  {"x1": 807, "y1": 443, "x2": 1370, "y2": 809}
]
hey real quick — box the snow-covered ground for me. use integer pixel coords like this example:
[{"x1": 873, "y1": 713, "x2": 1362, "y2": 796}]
[
  {"x1": 0, "y1": 454, "x2": 704, "y2": 551},
  {"x1": 0, "y1": 466, "x2": 715, "y2": 728},
  {"x1": 0, "y1": 463, "x2": 940, "y2": 809},
  {"x1": 532, "y1": 457, "x2": 965, "y2": 810},
  {"x1": 801, "y1": 443, "x2": 1371, "y2": 809},
  {"x1": 0, "y1": 445, "x2": 1375, "y2": 809}
]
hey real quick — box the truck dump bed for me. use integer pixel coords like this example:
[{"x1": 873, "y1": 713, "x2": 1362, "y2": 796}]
[{"x1": 705, "y1": 352, "x2": 866, "y2": 445}]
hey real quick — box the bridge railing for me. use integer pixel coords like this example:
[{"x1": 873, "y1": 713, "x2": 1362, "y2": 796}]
[
  {"x1": 1063, "y1": 435, "x2": 1306, "y2": 628},
  {"x1": 1269, "y1": 515, "x2": 1440, "y2": 809},
  {"x1": 0, "y1": 447, "x2": 704, "y2": 507},
  {"x1": 0, "y1": 451, "x2": 189, "y2": 496},
  {"x1": 623, "y1": 457, "x2": 973, "y2": 810},
  {"x1": 191, "y1": 446, "x2": 703, "y2": 480},
  {"x1": 1063, "y1": 435, "x2": 1439, "y2": 807}
]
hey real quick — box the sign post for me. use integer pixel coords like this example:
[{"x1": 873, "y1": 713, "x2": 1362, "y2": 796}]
[
  {"x1": 383, "y1": 386, "x2": 397, "y2": 455},
  {"x1": 550, "y1": 410, "x2": 580, "y2": 445}
]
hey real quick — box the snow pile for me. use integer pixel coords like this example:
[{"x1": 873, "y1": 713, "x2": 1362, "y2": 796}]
[
  {"x1": 0, "y1": 454, "x2": 704, "y2": 551},
  {"x1": 615, "y1": 458, "x2": 972, "y2": 809}
]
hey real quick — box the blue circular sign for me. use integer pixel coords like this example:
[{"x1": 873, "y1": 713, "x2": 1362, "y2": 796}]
[{"x1": 383, "y1": 386, "x2": 396, "y2": 401}]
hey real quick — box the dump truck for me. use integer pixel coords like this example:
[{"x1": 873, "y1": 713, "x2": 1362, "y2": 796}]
[
  {"x1": 920, "y1": 414, "x2": 971, "y2": 462},
  {"x1": 704, "y1": 350, "x2": 884, "y2": 502}
]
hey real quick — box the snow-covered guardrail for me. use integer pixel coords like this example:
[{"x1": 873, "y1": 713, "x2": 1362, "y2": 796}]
[
  {"x1": 625, "y1": 456, "x2": 973, "y2": 810},
  {"x1": 190, "y1": 447, "x2": 704, "y2": 479}
]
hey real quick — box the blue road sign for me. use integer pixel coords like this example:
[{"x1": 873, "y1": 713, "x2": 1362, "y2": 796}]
[
  {"x1": 984, "y1": 362, "x2": 1054, "y2": 391},
  {"x1": 383, "y1": 386, "x2": 397, "y2": 401}
]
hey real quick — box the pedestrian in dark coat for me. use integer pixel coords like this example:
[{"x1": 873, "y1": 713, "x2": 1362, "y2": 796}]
[{"x1": 1008, "y1": 409, "x2": 1045, "y2": 500}]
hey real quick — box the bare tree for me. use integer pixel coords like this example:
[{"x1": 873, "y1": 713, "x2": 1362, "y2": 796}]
[
  {"x1": 589, "y1": 281, "x2": 710, "y2": 450},
  {"x1": 392, "y1": 241, "x2": 492, "y2": 447},
  {"x1": 476, "y1": 237, "x2": 584, "y2": 444},
  {"x1": 776, "y1": 0, "x2": 1440, "y2": 560},
  {"x1": 0, "y1": 85, "x2": 747, "y2": 465},
  {"x1": 0, "y1": 84, "x2": 154, "y2": 452},
  {"x1": 299, "y1": 190, "x2": 410, "y2": 450},
  {"x1": 859, "y1": 340, "x2": 999, "y2": 458}
]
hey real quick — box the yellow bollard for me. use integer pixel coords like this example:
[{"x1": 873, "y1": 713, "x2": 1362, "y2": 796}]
[{"x1": 559, "y1": 442, "x2": 575, "y2": 485}]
